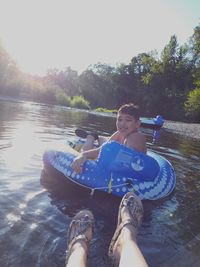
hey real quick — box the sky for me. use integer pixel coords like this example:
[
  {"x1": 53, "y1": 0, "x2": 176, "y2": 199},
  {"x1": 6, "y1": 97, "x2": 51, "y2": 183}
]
[{"x1": 0, "y1": 0, "x2": 200, "y2": 76}]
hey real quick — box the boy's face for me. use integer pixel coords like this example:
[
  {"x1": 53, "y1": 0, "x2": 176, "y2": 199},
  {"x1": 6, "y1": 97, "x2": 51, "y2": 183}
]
[{"x1": 116, "y1": 112, "x2": 140, "y2": 137}]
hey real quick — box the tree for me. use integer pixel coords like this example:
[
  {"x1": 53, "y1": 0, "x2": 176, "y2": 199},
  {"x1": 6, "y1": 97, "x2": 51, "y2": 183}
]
[
  {"x1": 185, "y1": 85, "x2": 200, "y2": 122},
  {"x1": 189, "y1": 24, "x2": 200, "y2": 66},
  {"x1": 0, "y1": 40, "x2": 10, "y2": 90},
  {"x1": 44, "y1": 67, "x2": 80, "y2": 96},
  {"x1": 184, "y1": 24, "x2": 200, "y2": 122},
  {"x1": 79, "y1": 69, "x2": 107, "y2": 108}
]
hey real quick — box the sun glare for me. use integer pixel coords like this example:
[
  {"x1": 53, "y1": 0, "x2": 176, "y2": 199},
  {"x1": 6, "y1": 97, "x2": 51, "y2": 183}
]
[
  {"x1": 3, "y1": 122, "x2": 40, "y2": 171},
  {"x1": 0, "y1": 0, "x2": 199, "y2": 75},
  {"x1": 6, "y1": 213, "x2": 20, "y2": 226},
  {"x1": 25, "y1": 190, "x2": 45, "y2": 202}
]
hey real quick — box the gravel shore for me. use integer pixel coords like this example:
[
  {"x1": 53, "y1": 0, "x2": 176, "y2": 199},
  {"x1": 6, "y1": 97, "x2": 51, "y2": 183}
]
[{"x1": 163, "y1": 121, "x2": 200, "y2": 141}]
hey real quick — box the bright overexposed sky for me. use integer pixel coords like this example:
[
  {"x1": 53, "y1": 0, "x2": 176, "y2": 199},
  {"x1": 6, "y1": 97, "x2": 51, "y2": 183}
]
[{"x1": 0, "y1": 0, "x2": 199, "y2": 75}]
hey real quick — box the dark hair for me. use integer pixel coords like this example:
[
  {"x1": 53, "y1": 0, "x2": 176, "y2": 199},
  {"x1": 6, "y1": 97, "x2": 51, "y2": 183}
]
[{"x1": 118, "y1": 103, "x2": 140, "y2": 120}]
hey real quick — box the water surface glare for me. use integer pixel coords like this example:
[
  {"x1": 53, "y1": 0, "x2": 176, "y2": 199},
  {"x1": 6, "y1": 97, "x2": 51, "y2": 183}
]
[{"x1": 0, "y1": 98, "x2": 200, "y2": 267}]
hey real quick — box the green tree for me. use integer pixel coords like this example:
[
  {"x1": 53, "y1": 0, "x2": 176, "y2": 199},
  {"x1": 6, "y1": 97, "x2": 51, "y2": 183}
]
[
  {"x1": 45, "y1": 67, "x2": 80, "y2": 96},
  {"x1": 55, "y1": 90, "x2": 70, "y2": 106},
  {"x1": 189, "y1": 24, "x2": 200, "y2": 67},
  {"x1": 0, "y1": 40, "x2": 11, "y2": 91},
  {"x1": 70, "y1": 95, "x2": 90, "y2": 109},
  {"x1": 79, "y1": 68, "x2": 116, "y2": 108},
  {"x1": 185, "y1": 85, "x2": 200, "y2": 121},
  {"x1": 150, "y1": 35, "x2": 193, "y2": 120}
]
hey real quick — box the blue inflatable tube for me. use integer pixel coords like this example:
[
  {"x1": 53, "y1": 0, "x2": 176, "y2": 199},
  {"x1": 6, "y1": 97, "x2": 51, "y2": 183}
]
[
  {"x1": 140, "y1": 115, "x2": 164, "y2": 130},
  {"x1": 43, "y1": 141, "x2": 176, "y2": 200}
]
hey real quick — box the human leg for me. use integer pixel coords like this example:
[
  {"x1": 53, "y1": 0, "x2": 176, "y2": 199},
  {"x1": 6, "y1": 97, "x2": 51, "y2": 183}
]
[
  {"x1": 109, "y1": 192, "x2": 148, "y2": 267},
  {"x1": 75, "y1": 129, "x2": 98, "y2": 151},
  {"x1": 98, "y1": 136, "x2": 108, "y2": 146},
  {"x1": 66, "y1": 210, "x2": 94, "y2": 267},
  {"x1": 81, "y1": 135, "x2": 96, "y2": 151},
  {"x1": 74, "y1": 128, "x2": 109, "y2": 152},
  {"x1": 82, "y1": 135, "x2": 108, "y2": 151}
]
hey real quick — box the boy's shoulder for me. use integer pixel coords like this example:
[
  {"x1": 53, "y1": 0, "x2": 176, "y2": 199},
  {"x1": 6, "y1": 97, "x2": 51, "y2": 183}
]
[
  {"x1": 129, "y1": 131, "x2": 145, "y2": 139},
  {"x1": 111, "y1": 131, "x2": 146, "y2": 146},
  {"x1": 126, "y1": 131, "x2": 146, "y2": 153}
]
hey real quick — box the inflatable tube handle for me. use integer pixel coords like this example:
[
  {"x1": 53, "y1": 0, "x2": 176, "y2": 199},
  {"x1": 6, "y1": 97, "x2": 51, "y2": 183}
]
[{"x1": 98, "y1": 141, "x2": 160, "y2": 181}]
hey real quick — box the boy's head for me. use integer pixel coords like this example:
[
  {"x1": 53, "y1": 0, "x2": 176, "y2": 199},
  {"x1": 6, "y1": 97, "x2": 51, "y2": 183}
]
[
  {"x1": 118, "y1": 103, "x2": 140, "y2": 120},
  {"x1": 116, "y1": 103, "x2": 141, "y2": 136}
]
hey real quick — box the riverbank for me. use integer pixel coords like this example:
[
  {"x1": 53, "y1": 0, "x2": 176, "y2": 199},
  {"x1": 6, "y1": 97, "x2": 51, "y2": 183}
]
[
  {"x1": 163, "y1": 121, "x2": 200, "y2": 140},
  {"x1": 1, "y1": 96, "x2": 200, "y2": 140}
]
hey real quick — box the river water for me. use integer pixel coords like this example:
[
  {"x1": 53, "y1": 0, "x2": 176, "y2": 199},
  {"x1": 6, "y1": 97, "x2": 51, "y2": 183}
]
[{"x1": 0, "y1": 98, "x2": 200, "y2": 267}]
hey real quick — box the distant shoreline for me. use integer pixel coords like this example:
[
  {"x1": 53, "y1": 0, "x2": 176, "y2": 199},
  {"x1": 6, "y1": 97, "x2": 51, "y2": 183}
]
[
  {"x1": 163, "y1": 121, "x2": 200, "y2": 141},
  {"x1": 1, "y1": 96, "x2": 199, "y2": 140}
]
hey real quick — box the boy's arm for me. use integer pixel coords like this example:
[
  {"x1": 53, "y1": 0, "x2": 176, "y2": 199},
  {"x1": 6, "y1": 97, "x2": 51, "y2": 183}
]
[
  {"x1": 82, "y1": 147, "x2": 101, "y2": 159},
  {"x1": 72, "y1": 131, "x2": 123, "y2": 173},
  {"x1": 126, "y1": 133, "x2": 147, "y2": 154},
  {"x1": 71, "y1": 147, "x2": 101, "y2": 173}
]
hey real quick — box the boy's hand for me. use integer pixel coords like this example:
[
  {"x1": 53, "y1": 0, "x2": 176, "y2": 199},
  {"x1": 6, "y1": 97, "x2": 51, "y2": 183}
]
[{"x1": 71, "y1": 154, "x2": 87, "y2": 173}]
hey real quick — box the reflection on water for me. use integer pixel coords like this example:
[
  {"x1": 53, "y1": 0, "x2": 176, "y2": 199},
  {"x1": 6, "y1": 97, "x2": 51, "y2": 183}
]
[{"x1": 0, "y1": 98, "x2": 200, "y2": 267}]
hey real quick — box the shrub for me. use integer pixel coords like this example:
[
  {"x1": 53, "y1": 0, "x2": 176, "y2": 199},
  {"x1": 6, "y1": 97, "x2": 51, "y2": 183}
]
[
  {"x1": 56, "y1": 90, "x2": 70, "y2": 106},
  {"x1": 184, "y1": 87, "x2": 200, "y2": 122},
  {"x1": 95, "y1": 107, "x2": 117, "y2": 113},
  {"x1": 70, "y1": 95, "x2": 90, "y2": 109}
]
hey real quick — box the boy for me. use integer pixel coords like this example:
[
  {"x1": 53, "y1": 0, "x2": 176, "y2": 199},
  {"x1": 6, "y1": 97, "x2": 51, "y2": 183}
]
[{"x1": 72, "y1": 103, "x2": 146, "y2": 173}]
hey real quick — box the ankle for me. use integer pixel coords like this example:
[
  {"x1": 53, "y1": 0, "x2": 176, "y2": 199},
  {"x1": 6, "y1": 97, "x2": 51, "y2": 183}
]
[
  {"x1": 120, "y1": 225, "x2": 137, "y2": 242},
  {"x1": 112, "y1": 225, "x2": 138, "y2": 264},
  {"x1": 71, "y1": 239, "x2": 88, "y2": 254}
]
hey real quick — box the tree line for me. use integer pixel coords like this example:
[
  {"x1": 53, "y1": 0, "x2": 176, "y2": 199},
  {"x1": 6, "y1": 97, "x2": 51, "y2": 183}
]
[{"x1": 0, "y1": 24, "x2": 200, "y2": 122}]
